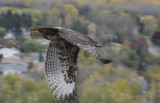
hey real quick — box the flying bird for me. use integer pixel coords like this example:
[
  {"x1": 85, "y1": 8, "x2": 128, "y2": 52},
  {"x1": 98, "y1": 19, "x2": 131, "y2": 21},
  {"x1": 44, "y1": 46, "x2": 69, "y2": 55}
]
[{"x1": 28, "y1": 26, "x2": 112, "y2": 102}]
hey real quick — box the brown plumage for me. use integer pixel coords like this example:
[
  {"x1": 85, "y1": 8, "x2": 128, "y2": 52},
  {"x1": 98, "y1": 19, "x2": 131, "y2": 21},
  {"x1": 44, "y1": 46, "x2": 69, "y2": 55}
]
[{"x1": 28, "y1": 26, "x2": 112, "y2": 102}]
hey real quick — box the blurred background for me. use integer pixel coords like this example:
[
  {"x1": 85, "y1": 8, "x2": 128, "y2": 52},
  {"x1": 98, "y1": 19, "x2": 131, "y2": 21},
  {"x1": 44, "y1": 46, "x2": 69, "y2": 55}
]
[{"x1": 0, "y1": 0, "x2": 160, "y2": 103}]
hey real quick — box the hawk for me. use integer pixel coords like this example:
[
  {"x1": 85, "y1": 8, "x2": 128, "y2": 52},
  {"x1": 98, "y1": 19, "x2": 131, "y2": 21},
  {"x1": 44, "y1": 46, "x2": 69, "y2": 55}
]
[{"x1": 28, "y1": 26, "x2": 112, "y2": 102}]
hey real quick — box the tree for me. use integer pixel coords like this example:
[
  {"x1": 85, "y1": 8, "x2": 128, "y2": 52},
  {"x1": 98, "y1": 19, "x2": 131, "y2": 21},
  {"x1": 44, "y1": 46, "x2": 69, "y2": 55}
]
[
  {"x1": 21, "y1": 40, "x2": 42, "y2": 53},
  {"x1": 14, "y1": 13, "x2": 21, "y2": 34},
  {"x1": 0, "y1": 74, "x2": 56, "y2": 103},
  {"x1": 121, "y1": 48, "x2": 139, "y2": 69},
  {"x1": 140, "y1": 15, "x2": 158, "y2": 36},
  {"x1": 148, "y1": 66, "x2": 160, "y2": 102},
  {"x1": 0, "y1": 54, "x2": 3, "y2": 63},
  {"x1": 0, "y1": 27, "x2": 6, "y2": 37},
  {"x1": 61, "y1": 4, "x2": 79, "y2": 27},
  {"x1": 71, "y1": 19, "x2": 88, "y2": 34},
  {"x1": 3, "y1": 10, "x2": 14, "y2": 29}
]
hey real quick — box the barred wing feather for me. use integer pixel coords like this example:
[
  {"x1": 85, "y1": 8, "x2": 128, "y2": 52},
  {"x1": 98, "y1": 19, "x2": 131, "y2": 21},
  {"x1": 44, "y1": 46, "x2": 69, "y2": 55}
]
[
  {"x1": 44, "y1": 39, "x2": 78, "y2": 102},
  {"x1": 58, "y1": 28, "x2": 100, "y2": 58}
]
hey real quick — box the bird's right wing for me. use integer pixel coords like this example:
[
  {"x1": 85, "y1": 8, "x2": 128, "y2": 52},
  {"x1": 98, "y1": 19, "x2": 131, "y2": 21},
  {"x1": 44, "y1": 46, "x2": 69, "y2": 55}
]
[{"x1": 45, "y1": 39, "x2": 79, "y2": 102}]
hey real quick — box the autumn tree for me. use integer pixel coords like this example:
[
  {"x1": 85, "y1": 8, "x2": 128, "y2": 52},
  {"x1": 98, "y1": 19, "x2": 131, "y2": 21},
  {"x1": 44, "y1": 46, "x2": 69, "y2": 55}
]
[{"x1": 140, "y1": 15, "x2": 158, "y2": 36}]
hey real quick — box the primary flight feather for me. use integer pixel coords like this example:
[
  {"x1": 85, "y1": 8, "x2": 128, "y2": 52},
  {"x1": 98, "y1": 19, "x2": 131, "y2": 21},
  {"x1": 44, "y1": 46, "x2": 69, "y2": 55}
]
[{"x1": 28, "y1": 26, "x2": 112, "y2": 102}]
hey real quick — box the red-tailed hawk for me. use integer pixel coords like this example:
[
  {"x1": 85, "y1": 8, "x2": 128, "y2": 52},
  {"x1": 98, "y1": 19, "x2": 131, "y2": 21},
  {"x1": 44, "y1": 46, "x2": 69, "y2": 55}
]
[{"x1": 28, "y1": 26, "x2": 112, "y2": 102}]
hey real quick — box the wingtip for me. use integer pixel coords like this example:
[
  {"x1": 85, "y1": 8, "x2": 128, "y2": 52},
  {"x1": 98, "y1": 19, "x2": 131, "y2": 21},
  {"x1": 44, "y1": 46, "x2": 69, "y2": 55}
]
[{"x1": 100, "y1": 58, "x2": 112, "y2": 64}]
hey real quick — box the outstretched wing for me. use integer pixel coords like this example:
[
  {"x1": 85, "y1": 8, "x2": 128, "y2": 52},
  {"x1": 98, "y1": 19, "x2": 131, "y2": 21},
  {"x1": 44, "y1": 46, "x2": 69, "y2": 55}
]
[
  {"x1": 58, "y1": 28, "x2": 100, "y2": 58},
  {"x1": 45, "y1": 38, "x2": 79, "y2": 102},
  {"x1": 29, "y1": 26, "x2": 99, "y2": 57},
  {"x1": 29, "y1": 26, "x2": 112, "y2": 64},
  {"x1": 58, "y1": 28, "x2": 112, "y2": 64}
]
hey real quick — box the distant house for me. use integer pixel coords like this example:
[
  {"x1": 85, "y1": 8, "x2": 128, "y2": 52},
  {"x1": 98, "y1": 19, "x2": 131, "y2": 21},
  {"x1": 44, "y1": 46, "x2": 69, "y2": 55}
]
[
  {"x1": 4, "y1": 31, "x2": 16, "y2": 39},
  {"x1": 0, "y1": 47, "x2": 21, "y2": 58},
  {"x1": 0, "y1": 62, "x2": 29, "y2": 75},
  {"x1": 1, "y1": 31, "x2": 19, "y2": 47}
]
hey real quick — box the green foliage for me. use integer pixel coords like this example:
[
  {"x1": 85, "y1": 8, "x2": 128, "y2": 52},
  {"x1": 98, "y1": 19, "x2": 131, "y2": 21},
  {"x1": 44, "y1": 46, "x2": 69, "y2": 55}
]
[
  {"x1": 121, "y1": 48, "x2": 139, "y2": 69},
  {"x1": 149, "y1": 55, "x2": 160, "y2": 65},
  {"x1": 21, "y1": 40, "x2": 42, "y2": 53},
  {"x1": 71, "y1": 19, "x2": 88, "y2": 35},
  {"x1": 149, "y1": 66, "x2": 160, "y2": 81},
  {"x1": 0, "y1": 9, "x2": 33, "y2": 33},
  {"x1": 148, "y1": 66, "x2": 160, "y2": 101},
  {"x1": 16, "y1": 35, "x2": 26, "y2": 44},
  {"x1": 0, "y1": 74, "x2": 55, "y2": 103},
  {"x1": 99, "y1": 46, "x2": 139, "y2": 69},
  {"x1": 79, "y1": 66, "x2": 141, "y2": 103},
  {"x1": 140, "y1": 15, "x2": 158, "y2": 36},
  {"x1": 0, "y1": 27, "x2": 6, "y2": 37}
]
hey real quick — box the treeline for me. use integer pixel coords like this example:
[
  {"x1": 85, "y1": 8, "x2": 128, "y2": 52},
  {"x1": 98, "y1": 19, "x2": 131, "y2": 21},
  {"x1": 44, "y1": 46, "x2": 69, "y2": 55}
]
[
  {"x1": 1, "y1": 1, "x2": 160, "y2": 42},
  {"x1": 0, "y1": 10, "x2": 32, "y2": 33}
]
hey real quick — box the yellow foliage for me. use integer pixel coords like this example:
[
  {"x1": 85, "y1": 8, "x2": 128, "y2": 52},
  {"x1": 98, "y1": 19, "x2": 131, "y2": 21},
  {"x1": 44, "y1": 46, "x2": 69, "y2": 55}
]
[
  {"x1": 123, "y1": 40, "x2": 130, "y2": 48},
  {"x1": 109, "y1": 0, "x2": 125, "y2": 4},
  {"x1": 140, "y1": 15, "x2": 158, "y2": 35},
  {"x1": 48, "y1": 7, "x2": 59, "y2": 15},
  {"x1": 150, "y1": 0, "x2": 160, "y2": 5},
  {"x1": 149, "y1": 66, "x2": 160, "y2": 81},
  {"x1": 64, "y1": 4, "x2": 79, "y2": 16},
  {"x1": 81, "y1": 71, "x2": 104, "y2": 94},
  {"x1": 112, "y1": 79, "x2": 130, "y2": 93},
  {"x1": 24, "y1": 0, "x2": 32, "y2": 6},
  {"x1": 141, "y1": 15, "x2": 156, "y2": 23},
  {"x1": 101, "y1": 64, "x2": 112, "y2": 73}
]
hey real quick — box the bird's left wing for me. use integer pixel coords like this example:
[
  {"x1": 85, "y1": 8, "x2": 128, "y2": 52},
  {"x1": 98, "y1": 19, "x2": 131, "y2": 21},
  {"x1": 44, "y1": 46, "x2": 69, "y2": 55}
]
[
  {"x1": 28, "y1": 26, "x2": 99, "y2": 57},
  {"x1": 58, "y1": 28, "x2": 100, "y2": 57},
  {"x1": 45, "y1": 38, "x2": 79, "y2": 102},
  {"x1": 58, "y1": 28, "x2": 112, "y2": 64},
  {"x1": 28, "y1": 26, "x2": 112, "y2": 64}
]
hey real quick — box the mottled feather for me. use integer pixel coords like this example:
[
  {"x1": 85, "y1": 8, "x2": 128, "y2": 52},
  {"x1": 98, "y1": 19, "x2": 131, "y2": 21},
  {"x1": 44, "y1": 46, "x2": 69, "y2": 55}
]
[{"x1": 45, "y1": 38, "x2": 78, "y2": 101}]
